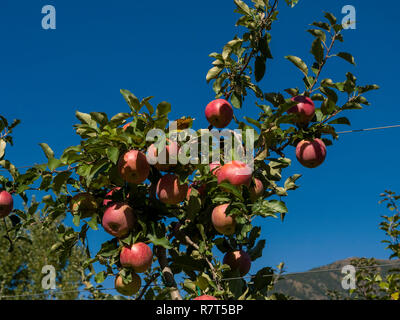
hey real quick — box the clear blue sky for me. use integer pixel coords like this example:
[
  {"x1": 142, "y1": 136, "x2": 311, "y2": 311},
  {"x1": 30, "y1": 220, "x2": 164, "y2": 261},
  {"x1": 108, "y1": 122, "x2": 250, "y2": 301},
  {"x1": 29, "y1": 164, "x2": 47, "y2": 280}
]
[{"x1": 0, "y1": 0, "x2": 399, "y2": 288}]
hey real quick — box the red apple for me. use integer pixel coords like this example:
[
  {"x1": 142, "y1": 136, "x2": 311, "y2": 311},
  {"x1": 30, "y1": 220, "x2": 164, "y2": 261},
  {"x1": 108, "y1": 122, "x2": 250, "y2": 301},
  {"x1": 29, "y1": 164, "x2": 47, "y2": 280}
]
[
  {"x1": 193, "y1": 295, "x2": 218, "y2": 300},
  {"x1": 103, "y1": 187, "x2": 122, "y2": 207},
  {"x1": 205, "y1": 99, "x2": 234, "y2": 128},
  {"x1": 217, "y1": 161, "x2": 253, "y2": 187},
  {"x1": 115, "y1": 274, "x2": 141, "y2": 296},
  {"x1": 250, "y1": 178, "x2": 264, "y2": 201},
  {"x1": 70, "y1": 193, "x2": 98, "y2": 219},
  {"x1": 118, "y1": 150, "x2": 150, "y2": 184},
  {"x1": 120, "y1": 242, "x2": 153, "y2": 273},
  {"x1": 288, "y1": 96, "x2": 315, "y2": 125},
  {"x1": 146, "y1": 139, "x2": 179, "y2": 171},
  {"x1": 296, "y1": 138, "x2": 327, "y2": 168},
  {"x1": 209, "y1": 161, "x2": 221, "y2": 177},
  {"x1": 211, "y1": 203, "x2": 236, "y2": 235},
  {"x1": 156, "y1": 174, "x2": 188, "y2": 205},
  {"x1": 0, "y1": 191, "x2": 13, "y2": 218},
  {"x1": 223, "y1": 250, "x2": 251, "y2": 276},
  {"x1": 102, "y1": 203, "x2": 136, "y2": 238}
]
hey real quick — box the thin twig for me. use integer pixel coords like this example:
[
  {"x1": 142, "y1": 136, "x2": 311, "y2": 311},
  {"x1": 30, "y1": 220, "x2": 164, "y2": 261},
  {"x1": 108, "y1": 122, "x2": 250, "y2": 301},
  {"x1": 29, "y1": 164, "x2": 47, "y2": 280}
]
[
  {"x1": 136, "y1": 273, "x2": 160, "y2": 300},
  {"x1": 154, "y1": 246, "x2": 182, "y2": 300},
  {"x1": 184, "y1": 235, "x2": 223, "y2": 292}
]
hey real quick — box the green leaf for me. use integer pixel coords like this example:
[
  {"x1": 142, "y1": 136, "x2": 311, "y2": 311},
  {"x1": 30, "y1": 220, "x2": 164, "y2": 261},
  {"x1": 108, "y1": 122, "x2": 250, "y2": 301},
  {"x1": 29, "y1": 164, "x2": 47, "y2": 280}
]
[
  {"x1": 253, "y1": 267, "x2": 274, "y2": 290},
  {"x1": 307, "y1": 29, "x2": 326, "y2": 43},
  {"x1": 285, "y1": 0, "x2": 299, "y2": 8},
  {"x1": 320, "y1": 87, "x2": 338, "y2": 103},
  {"x1": 53, "y1": 171, "x2": 72, "y2": 195},
  {"x1": 284, "y1": 174, "x2": 302, "y2": 191},
  {"x1": 95, "y1": 271, "x2": 106, "y2": 284},
  {"x1": 48, "y1": 158, "x2": 62, "y2": 171},
  {"x1": 248, "y1": 239, "x2": 266, "y2": 261},
  {"x1": 76, "y1": 111, "x2": 97, "y2": 128},
  {"x1": 285, "y1": 55, "x2": 308, "y2": 76},
  {"x1": 328, "y1": 117, "x2": 351, "y2": 125},
  {"x1": 88, "y1": 159, "x2": 109, "y2": 181},
  {"x1": 141, "y1": 96, "x2": 155, "y2": 115},
  {"x1": 234, "y1": 0, "x2": 251, "y2": 15},
  {"x1": 39, "y1": 143, "x2": 55, "y2": 159},
  {"x1": 90, "y1": 112, "x2": 108, "y2": 126},
  {"x1": 87, "y1": 215, "x2": 99, "y2": 230},
  {"x1": 0, "y1": 139, "x2": 6, "y2": 159},
  {"x1": 336, "y1": 52, "x2": 356, "y2": 65},
  {"x1": 311, "y1": 38, "x2": 324, "y2": 64},
  {"x1": 148, "y1": 234, "x2": 172, "y2": 249},
  {"x1": 106, "y1": 147, "x2": 119, "y2": 165},
  {"x1": 72, "y1": 215, "x2": 80, "y2": 227},
  {"x1": 110, "y1": 113, "x2": 131, "y2": 123},
  {"x1": 259, "y1": 36, "x2": 273, "y2": 59},
  {"x1": 254, "y1": 56, "x2": 266, "y2": 82},
  {"x1": 120, "y1": 89, "x2": 141, "y2": 112},
  {"x1": 244, "y1": 117, "x2": 261, "y2": 129},
  {"x1": 311, "y1": 21, "x2": 331, "y2": 31},
  {"x1": 231, "y1": 92, "x2": 242, "y2": 109},
  {"x1": 218, "y1": 182, "x2": 244, "y2": 201},
  {"x1": 324, "y1": 12, "x2": 337, "y2": 25},
  {"x1": 206, "y1": 66, "x2": 223, "y2": 83},
  {"x1": 155, "y1": 102, "x2": 171, "y2": 119},
  {"x1": 358, "y1": 84, "x2": 380, "y2": 94}
]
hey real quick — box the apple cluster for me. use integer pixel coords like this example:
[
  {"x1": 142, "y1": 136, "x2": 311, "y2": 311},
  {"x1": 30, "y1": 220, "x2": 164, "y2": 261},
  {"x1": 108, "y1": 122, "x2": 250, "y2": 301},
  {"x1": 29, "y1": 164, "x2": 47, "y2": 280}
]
[
  {"x1": 67, "y1": 96, "x2": 325, "y2": 299},
  {"x1": 288, "y1": 96, "x2": 327, "y2": 168}
]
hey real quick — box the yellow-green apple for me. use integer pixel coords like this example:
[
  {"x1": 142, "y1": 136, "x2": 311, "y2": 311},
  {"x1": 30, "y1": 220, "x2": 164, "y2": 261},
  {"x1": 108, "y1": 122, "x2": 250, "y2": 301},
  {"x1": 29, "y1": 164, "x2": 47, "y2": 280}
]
[
  {"x1": 287, "y1": 96, "x2": 315, "y2": 125},
  {"x1": 70, "y1": 193, "x2": 98, "y2": 219},
  {"x1": 249, "y1": 178, "x2": 264, "y2": 201},
  {"x1": 205, "y1": 99, "x2": 234, "y2": 128},
  {"x1": 114, "y1": 273, "x2": 141, "y2": 296},
  {"x1": 217, "y1": 161, "x2": 253, "y2": 187},
  {"x1": 0, "y1": 191, "x2": 13, "y2": 218},
  {"x1": 193, "y1": 295, "x2": 218, "y2": 300},
  {"x1": 223, "y1": 250, "x2": 251, "y2": 276},
  {"x1": 211, "y1": 203, "x2": 236, "y2": 235},
  {"x1": 146, "y1": 139, "x2": 179, "y2": 171},
  {"x1": 120, "y1": 242, "x2": 153, "y2": 273},
  {"x1": 102, "y1": 202, "x2": 136, "y2": 238},
  {"x1": 296, "y1": 138, "x2": 327, "y2": 168},
  {"x1": 156, "y1": 174, "x2": 188, "y2": 205},
  {"x1": 118, "y1": 150, "x2": 150, "y2": 184}
]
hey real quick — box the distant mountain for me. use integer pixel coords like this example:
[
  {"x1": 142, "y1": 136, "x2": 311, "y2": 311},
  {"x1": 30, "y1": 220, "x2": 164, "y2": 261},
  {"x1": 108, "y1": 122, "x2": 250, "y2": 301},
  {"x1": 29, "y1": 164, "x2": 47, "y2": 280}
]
[{"x1": 273, "y1": 257, "x2": 400, "y2": 300}]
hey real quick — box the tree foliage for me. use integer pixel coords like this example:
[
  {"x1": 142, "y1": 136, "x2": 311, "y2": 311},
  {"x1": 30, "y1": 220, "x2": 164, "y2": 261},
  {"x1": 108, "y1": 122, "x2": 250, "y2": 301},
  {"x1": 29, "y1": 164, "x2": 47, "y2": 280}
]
[{"x1": 0, "y1": 0, "x2": 380, "y2": 300}]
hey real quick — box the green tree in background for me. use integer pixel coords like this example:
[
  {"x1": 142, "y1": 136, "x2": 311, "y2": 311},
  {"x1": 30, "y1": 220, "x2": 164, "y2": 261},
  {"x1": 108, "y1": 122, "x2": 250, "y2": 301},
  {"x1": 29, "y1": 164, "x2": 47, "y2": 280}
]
[
  {"x1": 328, "y1": 191, "x2": 400, "y2": 300},
  {"x1": 0, "y1": 197, "x2": 86, "y2": 300}
]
